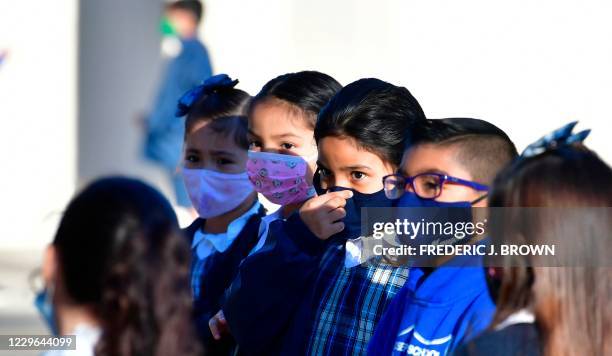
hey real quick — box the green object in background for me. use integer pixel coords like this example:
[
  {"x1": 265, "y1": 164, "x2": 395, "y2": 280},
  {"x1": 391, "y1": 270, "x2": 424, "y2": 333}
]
[{"x1": 160, "y1": 17, "x2": 177, "y2": 36}]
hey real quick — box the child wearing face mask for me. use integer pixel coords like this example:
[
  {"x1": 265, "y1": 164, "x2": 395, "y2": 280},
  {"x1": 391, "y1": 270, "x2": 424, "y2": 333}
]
[
  {"x1": 208, "y1": 71, "x2": 343, "y2": 348},
  {"x1": 367, "y1": 118, "x2": 518, "y2": 356},
  {"x1": 243, "y1": 71, "x2": 343, "y2": 252},
  {"x1": 176, "y1": 74, "x2": 265, "y2": 353},
  {"x1": 219, "y1": 78, "x2": 426, "y2": 355}
]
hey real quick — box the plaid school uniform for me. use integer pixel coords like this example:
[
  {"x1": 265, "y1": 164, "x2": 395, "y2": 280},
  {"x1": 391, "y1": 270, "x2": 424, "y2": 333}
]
[
  {"x1": 305, "y1": 239, "x2": 409, "y2": 356},
  {"x1": 223, "y1": 212, "x2": 406, "y2": 356}
]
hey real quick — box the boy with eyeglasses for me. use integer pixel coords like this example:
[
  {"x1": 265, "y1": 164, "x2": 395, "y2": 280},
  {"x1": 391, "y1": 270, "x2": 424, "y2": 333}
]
[{"x1": 368, "y1": 118, "x2": 518, "y2": 356}]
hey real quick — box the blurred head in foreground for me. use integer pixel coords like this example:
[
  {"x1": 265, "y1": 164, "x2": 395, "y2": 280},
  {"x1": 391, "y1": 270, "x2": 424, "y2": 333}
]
[
  {"x1": 40, "y1": 177, "x2": 201, "y2": 355},
  {"x1": 489, "y1": 137, "x2": 612, "y2": 356}
]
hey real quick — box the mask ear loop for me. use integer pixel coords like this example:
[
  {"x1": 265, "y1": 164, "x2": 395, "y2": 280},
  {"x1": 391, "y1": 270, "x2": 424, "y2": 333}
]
[{"x1": 471, "y1": 193, "x2": 489, "y2": 205}]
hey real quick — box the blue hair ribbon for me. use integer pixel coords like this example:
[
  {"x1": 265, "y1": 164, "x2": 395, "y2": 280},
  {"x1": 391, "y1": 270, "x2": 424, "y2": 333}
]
[
  {"x1": 521, "y1": 121, "x2": 591, "y2": 158},
  {"x1": 175, "y1": 74, "x2": 239, "y2": 117}
]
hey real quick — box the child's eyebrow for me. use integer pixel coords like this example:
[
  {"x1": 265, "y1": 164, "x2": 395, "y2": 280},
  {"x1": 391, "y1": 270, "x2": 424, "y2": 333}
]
[
  {"x1": 341, "y1": 165, "x2": 372, "y2": 171},
  {"x1": 210, "y1": 150, "x2": 236, "y2": 157},
  {"x1": 271, "y1": 133, "x2": 302, "y2": 140},
  {"x1": 412, "y1": 168, "x2": 449, "y2": 176}
]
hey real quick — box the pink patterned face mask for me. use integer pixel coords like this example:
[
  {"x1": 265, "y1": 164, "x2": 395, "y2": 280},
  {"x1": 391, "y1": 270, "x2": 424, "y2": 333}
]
[{"x1": 246, "y1": 151, "x2": 317, "y2": 205}]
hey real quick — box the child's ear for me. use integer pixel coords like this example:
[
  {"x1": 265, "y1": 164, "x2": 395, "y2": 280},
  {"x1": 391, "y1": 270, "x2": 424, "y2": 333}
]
[{"x1": 41, "y1": 245, "x2": 58, "y2": 287}]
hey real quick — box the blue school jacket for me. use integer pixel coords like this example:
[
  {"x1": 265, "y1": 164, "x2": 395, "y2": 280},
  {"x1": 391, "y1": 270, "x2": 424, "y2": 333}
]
[
  {"x1": 183, "y1": 204, "x2": 266, "y2": 354},
  {"x1": 367, "y1": 256, "x2": 495, "y2": 356}
]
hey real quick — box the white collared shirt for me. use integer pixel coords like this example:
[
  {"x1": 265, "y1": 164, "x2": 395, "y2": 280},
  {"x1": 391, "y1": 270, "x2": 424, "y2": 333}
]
[
  {"x1": 345, "y1": 237, "x2": 365, "y2": 268},
  {"x1": 192, "y1": 201, "x2": 262, "y2": 260},
  {"x1": 248, "y1": 208, "x2": 284, "y2": 256},
  {"x1": 494, "y1": 308, "x2": 535, "y2": 331}
]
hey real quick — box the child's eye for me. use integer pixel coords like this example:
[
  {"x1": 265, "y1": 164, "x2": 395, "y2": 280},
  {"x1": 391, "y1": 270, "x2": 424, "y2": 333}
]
[
  {"x1": 351, "y1": 171, "x2": 367, "y2": 180},
  {"x1": 415, "y1": 176, "x2": 442, "y2": 196},
  {"x1": 185, "y1": 154, "x2": 199, "y2": 163},
  {"x1": 216, "y1": 158, "x2": 234, "y2": 165},
  {"x1": 249, "y1": 141, "x2": 261, "y2": 150},
  {"x1": 425, "y1": 181, "x2": 437, "y2": 189},
  {"x1": 280, "y1": 142, "x2": 295, "y2": 150}
]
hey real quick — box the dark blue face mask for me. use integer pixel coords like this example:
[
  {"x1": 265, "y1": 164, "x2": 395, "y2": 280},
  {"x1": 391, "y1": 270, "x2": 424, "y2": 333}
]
[
  {"x1": 314, "y1": 171, "x2": 392, "y2": 240},
  {"x1": 34, "y1": 288, "x2": 59, "y2": 335},
  {"x1": 392, "y1": 191, "x2": 476, "y2": 254},
  {"x1": 329, "y1": 186, "x2": 393, "y2": 241}
]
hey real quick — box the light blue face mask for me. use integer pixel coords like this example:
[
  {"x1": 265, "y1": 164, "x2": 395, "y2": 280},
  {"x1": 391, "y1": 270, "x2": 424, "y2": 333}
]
[{"x1": 34, "y1": 288, "x2": 58, "y2": 335}]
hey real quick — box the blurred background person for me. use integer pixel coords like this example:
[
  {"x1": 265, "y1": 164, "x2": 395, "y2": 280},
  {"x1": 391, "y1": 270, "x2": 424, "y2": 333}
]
[
  {"x1": 36, "y1": 177, "x2": 201, "y2": 356},
  {"x1": 143, "y1": 0, "x2": 213, "y2": 209}
]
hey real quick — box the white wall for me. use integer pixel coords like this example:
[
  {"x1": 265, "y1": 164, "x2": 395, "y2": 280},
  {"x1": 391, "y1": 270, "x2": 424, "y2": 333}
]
[
  {"x1": 0, "y1": 0, "x2": 78, "y2": 249},
  {"x1": 205, "y1": 0, "x2": 612, "y2": 160}
]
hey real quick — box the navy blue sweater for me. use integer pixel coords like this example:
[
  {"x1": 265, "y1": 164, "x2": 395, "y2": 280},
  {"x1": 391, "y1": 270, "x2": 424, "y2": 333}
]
[
  {"x1": 222, "y1": 213, "x2": 327, "y2": 355},
  {"x1": 184, "y1": 205, "x2": 266, "y2": 354}
]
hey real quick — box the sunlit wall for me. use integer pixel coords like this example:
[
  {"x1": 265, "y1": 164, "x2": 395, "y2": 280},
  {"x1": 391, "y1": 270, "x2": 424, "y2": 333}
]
[{"x1": 0, "y1": 0, "x2": 78, "y2": 249}]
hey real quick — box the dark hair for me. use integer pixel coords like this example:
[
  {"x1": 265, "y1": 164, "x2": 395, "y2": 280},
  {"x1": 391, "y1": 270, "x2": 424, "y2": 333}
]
[
  {"x1": 249, "y1": 70, "x2": 342, "y2": 129},
  {"x1": 185, "y1": 86, "x2": 251, "y2": 149},
  {"x1": 315, "y1": 78, "x2": 426, "y2": 167},
  {"x1": 407, "y1": 117, "x2": 518, "y2": 184},
  {"x1": 488, "y1": 145, "x2": 612, "y2": 355},
  {"x1": 53, "y1": 177, "x2": 200, "y2": 356},
  {"x1": 167, "y1": 0, "x2": 204, "y2": 23}
]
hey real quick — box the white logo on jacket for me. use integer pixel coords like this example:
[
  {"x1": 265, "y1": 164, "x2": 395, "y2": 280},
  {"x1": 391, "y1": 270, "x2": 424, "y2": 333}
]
[{"x1": 393, "y1": 325, "x2": 452, "y2": 356}]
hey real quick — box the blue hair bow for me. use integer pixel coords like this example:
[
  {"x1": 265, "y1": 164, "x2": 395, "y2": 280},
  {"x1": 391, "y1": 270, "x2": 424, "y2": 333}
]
[
  {"x1": 521, "y1": 121, "x2": 591, "y2": 158},
  {"x1": 175, "y1": 74, "x2": 239, "y2": 117}
]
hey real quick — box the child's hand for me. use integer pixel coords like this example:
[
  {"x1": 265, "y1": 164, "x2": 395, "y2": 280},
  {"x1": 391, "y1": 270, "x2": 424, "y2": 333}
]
[
  {"x1": 209, "y1": 310, "x2": 229, "y2": 340},
  {"x1": 300, "y1": 190, "x2": 353, "y2": 240}
]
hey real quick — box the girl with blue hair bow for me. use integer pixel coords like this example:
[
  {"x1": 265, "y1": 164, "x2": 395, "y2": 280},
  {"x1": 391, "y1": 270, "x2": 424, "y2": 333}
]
[{"x1": 176, "y1": 74, "x2": 267, "y2": 354}]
